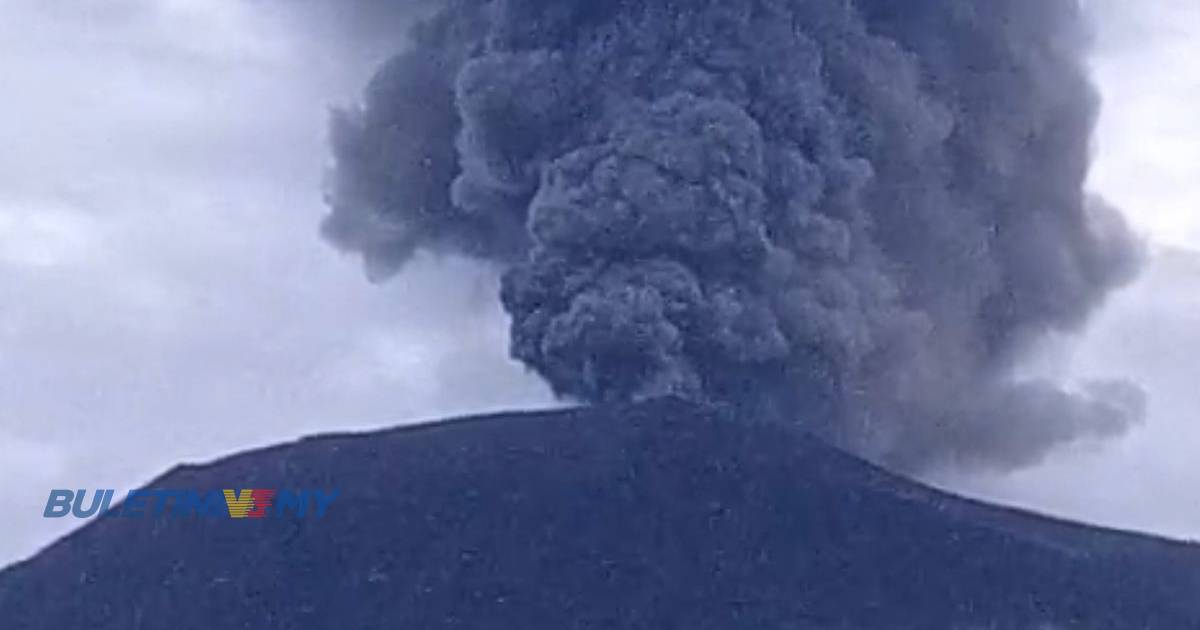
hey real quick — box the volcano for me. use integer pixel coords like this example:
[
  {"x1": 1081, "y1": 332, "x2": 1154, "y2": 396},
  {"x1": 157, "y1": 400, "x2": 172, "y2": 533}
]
[{"x1": 2, "y1": 399, "x2": 1197, "y2": 629}]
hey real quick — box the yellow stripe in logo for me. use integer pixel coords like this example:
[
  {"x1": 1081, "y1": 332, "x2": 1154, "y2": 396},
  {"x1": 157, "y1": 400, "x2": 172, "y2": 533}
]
[{"x1": 223, "y1": 489, "x2": 255, "y2": 519}]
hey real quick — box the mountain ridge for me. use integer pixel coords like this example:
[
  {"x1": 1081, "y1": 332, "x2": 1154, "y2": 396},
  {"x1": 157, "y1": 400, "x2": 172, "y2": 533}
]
[{"x1": 2, "y1": 399, "x2": 1197, "y2": 628}]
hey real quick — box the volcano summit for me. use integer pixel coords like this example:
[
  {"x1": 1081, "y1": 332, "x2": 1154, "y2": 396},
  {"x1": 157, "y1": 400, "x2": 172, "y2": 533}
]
[{"x1": 2, "y1": 400, "x2": 1197, "y2": 629}]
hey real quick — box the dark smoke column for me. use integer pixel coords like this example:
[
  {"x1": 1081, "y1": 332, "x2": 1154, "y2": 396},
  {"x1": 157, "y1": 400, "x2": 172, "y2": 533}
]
[{"x1": 323, "y1": 0, "x2": 1144, "y2": 471}]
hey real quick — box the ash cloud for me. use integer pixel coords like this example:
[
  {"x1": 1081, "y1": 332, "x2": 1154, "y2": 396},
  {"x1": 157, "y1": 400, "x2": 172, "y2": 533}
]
[{"x1": 323, "y1": 0, "x2": 1145, "y2": 471}]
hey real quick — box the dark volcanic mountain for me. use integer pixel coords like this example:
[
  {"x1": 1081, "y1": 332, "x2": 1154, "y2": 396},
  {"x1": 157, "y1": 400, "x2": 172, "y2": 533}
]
[{"x1": 2, "y1": 399, "x2": 1197, "y2": 629}]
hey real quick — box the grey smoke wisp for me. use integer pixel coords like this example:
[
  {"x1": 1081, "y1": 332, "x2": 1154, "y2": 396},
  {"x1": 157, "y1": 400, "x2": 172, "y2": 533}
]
[{"x1": 323, "y1": 0, "x2": 1145, "y2": 471}]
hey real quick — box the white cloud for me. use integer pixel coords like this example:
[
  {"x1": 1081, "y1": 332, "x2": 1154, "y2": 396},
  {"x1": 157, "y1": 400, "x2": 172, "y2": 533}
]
[
  {"x1": 0, "y1": 201, "x2": 104, "y2": 268},
  {"x1": 1088, "y1": 0, "x2": 1200, "y2": 249},
  {"x1": 0, "y1": 0, "x2": 551, "y2": 567}
]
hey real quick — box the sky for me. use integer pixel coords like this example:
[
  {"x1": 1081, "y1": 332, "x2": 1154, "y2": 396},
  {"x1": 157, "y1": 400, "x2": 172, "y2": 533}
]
[
  {"x1": 938, "y1": 0, "x2": 1200, "y2": 540},
  {"x1": 0, "y1": 0, "x2": 1197, "y2": 567}
]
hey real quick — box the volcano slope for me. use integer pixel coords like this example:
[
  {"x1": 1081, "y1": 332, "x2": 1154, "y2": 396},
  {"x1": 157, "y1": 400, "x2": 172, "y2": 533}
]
[{"x1": 2, "y1": 399, "x2": 1198, "y2": 629}]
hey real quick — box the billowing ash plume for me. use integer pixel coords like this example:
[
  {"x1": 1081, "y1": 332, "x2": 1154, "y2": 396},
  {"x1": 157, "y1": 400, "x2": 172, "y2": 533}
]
[{"x1": 323, "y1": 0, "x2": 1145, "y2": 471}]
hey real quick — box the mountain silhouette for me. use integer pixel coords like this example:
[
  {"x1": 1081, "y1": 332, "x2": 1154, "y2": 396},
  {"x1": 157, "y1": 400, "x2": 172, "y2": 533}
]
[{"x1": 2, "y1": 399, "x2": 1197, "y2": 629}]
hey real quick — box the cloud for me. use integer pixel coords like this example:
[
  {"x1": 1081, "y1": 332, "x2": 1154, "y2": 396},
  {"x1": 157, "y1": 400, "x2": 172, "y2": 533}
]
[
  {"x1": 1, "y1": 0, "x2": 1197, "y2": 567},
  {"x1": 0, "y1": 0, "x2": 549, "y2": 567},
  {"x1": 939, "y1": 246, "x2": 1200, "y2": 539},
  {"x1": 323, "y1": 0, "x2": 1144, "y2": 472},
  {"x1": 1086, "y1": 0, "x2": 1200, "y2": 248},
  {"x1": 0, "y1": 202, "x2": 104, "y2": 268},
  {"x1": 932, "y1": 0, "x2": 1200, "y2": 541}
]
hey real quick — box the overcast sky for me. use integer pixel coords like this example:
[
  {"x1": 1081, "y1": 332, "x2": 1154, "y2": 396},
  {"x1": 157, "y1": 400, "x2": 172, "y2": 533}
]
[
  {"x1": 1, "y1": 0, "x2": 1198, "y2": 567},
  {"x1": 939, "y1": 0, "x2": 1200, "y2": 540}
]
